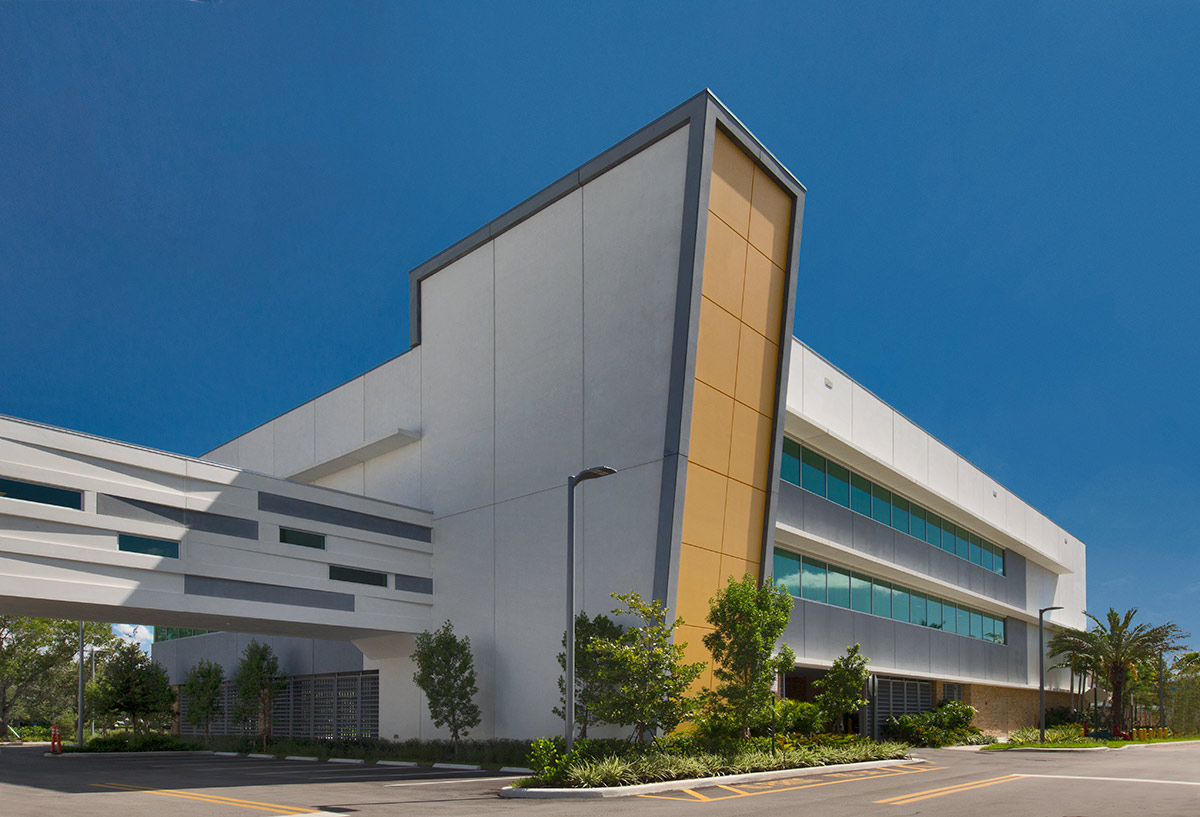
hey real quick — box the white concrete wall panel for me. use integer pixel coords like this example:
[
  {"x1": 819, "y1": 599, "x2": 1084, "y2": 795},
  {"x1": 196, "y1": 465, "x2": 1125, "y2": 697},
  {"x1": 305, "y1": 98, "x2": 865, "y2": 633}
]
[
  {"x1": 493, "y1": 190, "x2": 585, "y2": 504},
  {"x1": 492, "y1": 489, "x2": 566, "y2": 739},
  {"x1": 581, "y1": 127, "x2": 687, "y2": 468},
  {"x1": 981, "y1": 477, "x2": 1006, "y2": 530},
  {"x1": 800, "y1": 346, "x2": 852, "y2": 441},
  {"x1": 204, "y1": 441, "x2": 239, "y2": 468},
  {"x1": 580, "y1": 460, "x2": 662, "y2": 615},
  {"x1": 1005, "y1": 494, "x2": 1030, "y2": 545},
  {"x1": 315, "y1": 378, "x2": 366, "y2": 465},
  {"x1": 850, "y1": 384, "x2": 893, "y2": 466},
  {"x1": 273, "y1": 404, "x2": 316, "y2": 479},
  {"x1": 892, "y1": 414, "x2": 928, "y2": 485},
  {"x1": 236, "y1": 425, "x2": 275, "y2": 476},
  {"x1": 955, "y1": 460, "x2": 984, "y2": 518},
  {"x1": 365, "y1": 350, "x2": 422, "y2": 440},
  {"x1": 419, "y1": 243, "x2": 496, "y2": 515},
  {"x1": 363, "y1": 446, "x2": 422, "y2": 509},
  {"x1": 313, "y1": 463, "x2": 365, "y2": 495},
  {"x1": 427, "y1": 505, "x2": 496, "y2": 737},
  {"x1": 785, "y1": 339, "x2": 804, "y2": 416},
  {"x1": 926, "y1": 438, "x2": 958, "y2": 506}
]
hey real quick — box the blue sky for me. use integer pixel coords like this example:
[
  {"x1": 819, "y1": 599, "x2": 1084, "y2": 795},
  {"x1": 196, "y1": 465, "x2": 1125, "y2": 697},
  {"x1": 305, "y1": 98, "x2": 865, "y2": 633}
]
[{"x1": 2, "y1": 2, "x2": 1198, "y2": 649}]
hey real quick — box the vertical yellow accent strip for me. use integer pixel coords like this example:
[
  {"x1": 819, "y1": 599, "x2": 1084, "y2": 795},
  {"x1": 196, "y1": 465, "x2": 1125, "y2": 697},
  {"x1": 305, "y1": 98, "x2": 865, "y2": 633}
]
[{"x1": 675, "y1": 129, "x2": 792, "y2": 693}]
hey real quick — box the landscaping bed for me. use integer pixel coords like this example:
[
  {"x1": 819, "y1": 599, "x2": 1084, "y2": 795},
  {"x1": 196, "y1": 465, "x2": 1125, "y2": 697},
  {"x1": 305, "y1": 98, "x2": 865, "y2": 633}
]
[{"x1": 514, "y1": 735, "x2": 910, "y2": 788}]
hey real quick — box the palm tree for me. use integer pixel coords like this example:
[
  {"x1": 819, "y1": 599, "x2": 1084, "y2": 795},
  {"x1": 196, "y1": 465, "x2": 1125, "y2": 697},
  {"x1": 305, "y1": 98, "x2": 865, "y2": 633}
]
[{"x1": 1048, "y1": 608, "x2": 1187, "y2": 734}]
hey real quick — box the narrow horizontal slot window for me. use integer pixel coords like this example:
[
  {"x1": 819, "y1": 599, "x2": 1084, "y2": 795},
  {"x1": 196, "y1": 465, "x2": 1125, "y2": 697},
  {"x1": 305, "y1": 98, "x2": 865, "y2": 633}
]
[
  {"x1": 329, "y1": 565, "x2": 388, "y2": 587},
  {"x1": 0, "y1": 476, "x2": 82, "y2": 510},
  {"x1": 280, "y1": 527, "x2": 325, "y2": 549},
  {"x1": 118, "y1": 534, "x2": 179, "y2": 559}
]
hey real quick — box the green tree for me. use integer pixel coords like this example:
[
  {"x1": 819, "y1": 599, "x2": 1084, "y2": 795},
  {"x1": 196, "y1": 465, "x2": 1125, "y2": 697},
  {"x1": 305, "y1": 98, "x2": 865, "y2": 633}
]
[
  {"x1": 96, "y1": 640, "x2": 174, "y2": 738},
  {"x1": 814, "y1": 643, "x2": 870, "y2": 733},
  {"x1": 553, "y1": 611, "x2": 623, "y2": 738},
  {"x1": 412, "y1": 621, "x2": 481, "y2": 754},
  {"x1": 1048, "y1": 608, "x2": 1187, "y2": 734},
  {"x1": 1, "y1": 617, "x2": 115, "y2": 736},
  {"x1": 589, "y1": 591, "x2": 706, "y2": 743},
  {"x1": 232, "y1": 640, "x2": 288, "y2": 751},
  {"x1": 182, "y1": 659, "x2": 225, "y2": 744},
  {"x1": 702, "y1": 574, "x2": 795, "y2": 739}
]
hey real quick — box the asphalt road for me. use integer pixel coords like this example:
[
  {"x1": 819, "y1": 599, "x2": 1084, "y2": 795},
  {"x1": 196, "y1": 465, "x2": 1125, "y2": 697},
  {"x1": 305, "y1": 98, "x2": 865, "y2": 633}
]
[{"x1": 2, "y1": 741, "x2": 1198, "y2": 817}]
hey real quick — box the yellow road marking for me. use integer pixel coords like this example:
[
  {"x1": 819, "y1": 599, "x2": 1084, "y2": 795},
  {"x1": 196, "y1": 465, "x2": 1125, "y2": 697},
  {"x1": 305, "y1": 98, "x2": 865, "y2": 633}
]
[
  {"x1": 94, "y1": 783, "x2": 318, "y2": 814},
  {"x1": 716, "y1": 784, "x2": 749, "y2": 794},
  {"x1": 637, "y1": 763, "x2": 939, "y2": 802},
  {"x1": 875, "y1": 774, "x2": 1023, "y2": 805}
]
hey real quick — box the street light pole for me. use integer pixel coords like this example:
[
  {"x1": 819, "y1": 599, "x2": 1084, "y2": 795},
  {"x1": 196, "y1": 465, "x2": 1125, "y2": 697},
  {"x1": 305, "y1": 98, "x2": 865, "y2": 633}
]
[
  {"x1": 1039, "y1": 605, "x2": 1063, "y2": 743},
  {"x1": 565, "y1": 465, "x2": 616, "y2": 753},
  {"x1": 76, "y1": 621, "x2": 85, "y2": 747}
]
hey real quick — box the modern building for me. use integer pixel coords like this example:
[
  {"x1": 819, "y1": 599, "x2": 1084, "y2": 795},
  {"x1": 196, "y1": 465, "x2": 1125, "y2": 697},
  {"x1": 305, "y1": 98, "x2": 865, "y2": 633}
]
[{"x1": 0, "y1": 91, "x2": 1084, "y2": 739}]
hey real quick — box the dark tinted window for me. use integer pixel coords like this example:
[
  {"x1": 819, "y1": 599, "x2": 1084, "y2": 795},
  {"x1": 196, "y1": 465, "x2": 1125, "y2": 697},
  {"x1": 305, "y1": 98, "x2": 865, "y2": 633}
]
[
  {"x1": 118, "y1": 534, "x2": 178, "y2": 559},
  {"x1": 0, "y1": 477, "x2": 82, "y2": 510}
]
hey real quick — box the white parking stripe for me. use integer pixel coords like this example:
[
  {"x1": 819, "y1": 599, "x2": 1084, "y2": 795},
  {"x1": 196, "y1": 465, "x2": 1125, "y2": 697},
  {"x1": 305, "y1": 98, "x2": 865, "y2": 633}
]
[
  {"x1": 1017, "y1": 774, "x2": 1200, "y2": 786},
  {"x1": 385, "y1": 776, "x2": 520, "y2": 787}
]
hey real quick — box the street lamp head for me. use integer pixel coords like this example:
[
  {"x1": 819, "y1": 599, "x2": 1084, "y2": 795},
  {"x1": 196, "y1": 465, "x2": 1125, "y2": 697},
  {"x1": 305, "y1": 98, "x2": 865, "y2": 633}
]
[
  {"x1": 573, "y1": 465, "x2": 617, "y2": 483},
  {"x1": 1039, "y1": 606, "x2": 1064, "y2": 617}
]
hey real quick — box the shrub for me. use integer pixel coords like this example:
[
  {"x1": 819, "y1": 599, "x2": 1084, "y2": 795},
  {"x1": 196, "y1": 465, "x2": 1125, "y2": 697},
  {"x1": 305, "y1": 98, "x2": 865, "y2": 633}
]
[
  {"x1": 884, "y1": 701, "x2": 989, "y2": 747},
  {"x1": 1008, "y1": 723, "x2": 1088, "y2": 744},
  {"x1": 1043, "y1": 706, "x2": 1084, "y2": 727}
]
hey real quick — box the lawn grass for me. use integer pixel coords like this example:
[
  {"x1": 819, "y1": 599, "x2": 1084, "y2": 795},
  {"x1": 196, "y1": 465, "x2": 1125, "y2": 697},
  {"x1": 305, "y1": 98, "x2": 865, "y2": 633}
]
[{"x1": 983, "y1": 734, "x2": 1200, "y2": 751}]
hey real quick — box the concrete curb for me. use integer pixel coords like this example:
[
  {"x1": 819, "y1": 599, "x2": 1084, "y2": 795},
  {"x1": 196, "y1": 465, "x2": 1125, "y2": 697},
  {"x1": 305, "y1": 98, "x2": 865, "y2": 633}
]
[
  {"x1": 1003, "y1": 746, "x2": 1107, "y2": 752},
  {"x1": 501, "y1": 766, "x2": 534, "y2": 774},
  {"x1": 43, "y1": 750, "x2": 216, "y2": 758},
  {"x1": 214, "y1": 751, "x2": 239, "y2": 757},
  {"x1": 377, "y1": 760, "x2": 418, "y2": 767},
  {"x1": 329, "y1": 757, "x2": 365, "y2": 764},
  {"x1": 285, "y1": 755, "x2": 319, "y2": 761},
  {"x1": 434, "y1": 762, "x2": 482, "y2": 770},
  {"x1": 247, "y1": 753, "x2": 275, "y2": 759},
  {"x1": 499, "y1": 757, "x2": 920, "y2": 799}
]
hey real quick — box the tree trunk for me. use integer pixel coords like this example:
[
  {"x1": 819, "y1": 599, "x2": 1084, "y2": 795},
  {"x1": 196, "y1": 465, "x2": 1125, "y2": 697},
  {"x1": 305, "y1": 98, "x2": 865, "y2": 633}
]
[{"x1": 1112, "y1": 675, "x2": 1125, "y2": 734}]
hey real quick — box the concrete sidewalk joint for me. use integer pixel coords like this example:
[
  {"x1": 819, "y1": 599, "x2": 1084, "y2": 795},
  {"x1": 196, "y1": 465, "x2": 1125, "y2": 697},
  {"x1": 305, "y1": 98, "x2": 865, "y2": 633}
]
[{"x1": 500, "y1": 757, "x2": 922, "y2": 799}]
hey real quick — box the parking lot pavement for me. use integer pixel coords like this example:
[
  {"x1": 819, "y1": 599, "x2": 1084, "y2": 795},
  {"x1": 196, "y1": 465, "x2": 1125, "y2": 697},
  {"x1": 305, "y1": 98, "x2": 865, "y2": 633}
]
[
  {"x1": 0, "y1": 745, "x2": 525, "y2": 817},
  {"x1": 4, "y1": 741, "x2": 1200, "y2": 817}
]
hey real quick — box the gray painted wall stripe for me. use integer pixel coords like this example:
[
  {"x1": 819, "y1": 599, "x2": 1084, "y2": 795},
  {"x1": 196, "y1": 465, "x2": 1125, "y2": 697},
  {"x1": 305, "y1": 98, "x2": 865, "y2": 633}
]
[
  {"x1": 652, "y1": 94, "x2": 711, "y2": 606},
  {"x1": 394, "y1": 573, "x2": 433, "y2": 594},
  {"x1": 184, "y1": 575, "x2": 355, "y2": 612},
  {"x1": 98, "y1": 494, "x2": 259, "y2": 541},
  {"x1": 257, "y1": 492, "x2": 433, "y2": 543}
]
